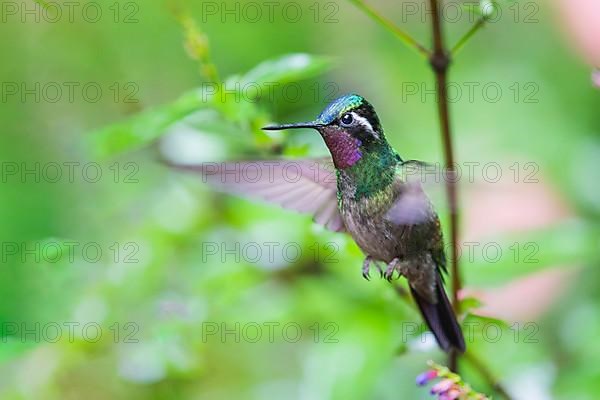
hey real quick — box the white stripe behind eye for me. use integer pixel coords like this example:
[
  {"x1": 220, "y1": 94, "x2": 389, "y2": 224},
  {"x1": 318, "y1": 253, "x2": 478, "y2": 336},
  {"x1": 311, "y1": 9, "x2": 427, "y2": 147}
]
[{"x1": 351, "y1": 112, "x2": 379, "y2": 139}]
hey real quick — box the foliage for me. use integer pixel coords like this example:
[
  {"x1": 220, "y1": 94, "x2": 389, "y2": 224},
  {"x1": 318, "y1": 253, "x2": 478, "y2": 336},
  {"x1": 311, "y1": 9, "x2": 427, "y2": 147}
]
[{"x1": 1, "y1": 0, "x2": 599, "y2": 399}]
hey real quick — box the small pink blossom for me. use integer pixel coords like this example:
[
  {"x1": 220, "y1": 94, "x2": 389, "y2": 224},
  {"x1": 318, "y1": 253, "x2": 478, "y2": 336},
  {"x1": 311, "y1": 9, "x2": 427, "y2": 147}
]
[
  {"x1": 431, "y1": 379, "x2": 455, "y2": 394},
  {"x1": 417, "y1": 361, "x2": 490, "y2": 400},
  {"x1": 417, "y1": 370, "x2": 438, "y2": 386},
  {"x1": 439, "y1": 388, "x2": 461, "y2": 400}
]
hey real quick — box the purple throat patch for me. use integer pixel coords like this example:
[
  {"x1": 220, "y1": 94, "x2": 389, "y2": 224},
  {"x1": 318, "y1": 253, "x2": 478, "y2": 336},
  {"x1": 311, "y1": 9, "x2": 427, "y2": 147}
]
[{"x1": 323, "y1": 131, "x2": 362, "y2": 169}]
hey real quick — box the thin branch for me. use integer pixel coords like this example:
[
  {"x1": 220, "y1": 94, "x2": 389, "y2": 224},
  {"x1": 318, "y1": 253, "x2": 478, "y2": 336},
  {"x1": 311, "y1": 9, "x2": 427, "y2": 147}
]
[
  {"x1": 451, "y1": 17, "x2": 487, "y2": 55},
  {"x1": 427, "y1": 0, "x2": 461, "y2": 373},
  {"x1": 348, "y1": 0, "x2": 430, "y2": 58},
  {"x1": 428, "y1": 0, "x2": 459, "y2": 312},
  {"x1": 464, "y1": 351, "x2": 514, "y2": 400}
]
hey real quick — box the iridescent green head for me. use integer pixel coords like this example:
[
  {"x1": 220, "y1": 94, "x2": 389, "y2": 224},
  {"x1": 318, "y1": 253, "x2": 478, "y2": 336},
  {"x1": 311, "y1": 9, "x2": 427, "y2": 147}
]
[{"x1": 263, "y1": 94, "x2": 388, "y2": 169}]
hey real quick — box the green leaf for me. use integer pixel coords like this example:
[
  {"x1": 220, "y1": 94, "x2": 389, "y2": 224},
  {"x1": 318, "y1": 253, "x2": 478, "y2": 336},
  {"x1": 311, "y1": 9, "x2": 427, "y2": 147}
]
[
  {"x1": 237, "y1": 53, "x2": 334, "y2": 86},
  {"x1": 89, "y1": 54, "x2": 333, "y2": 158},
  {"x1": 89, "y1": 88, "x2": 211, "y2": 158},
  {"x1": 460, "y1": 296, "x2": 483, "y2": 313},
  {"x1": 463, "y1": 313, "x2": 510, "y2": 331}
]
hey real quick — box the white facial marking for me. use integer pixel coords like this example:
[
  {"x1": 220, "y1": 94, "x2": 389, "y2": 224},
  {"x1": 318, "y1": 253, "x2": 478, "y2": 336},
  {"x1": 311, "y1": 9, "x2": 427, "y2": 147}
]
[{"x1": 350, "y1": 112, "x2": 379, "y2": 139}]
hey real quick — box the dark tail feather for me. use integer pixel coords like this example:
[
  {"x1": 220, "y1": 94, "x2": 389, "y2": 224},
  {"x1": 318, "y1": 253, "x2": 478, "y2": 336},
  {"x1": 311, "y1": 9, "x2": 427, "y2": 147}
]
[{"x1": 410, "y1": 275, "x2": 466, "y2": 353}]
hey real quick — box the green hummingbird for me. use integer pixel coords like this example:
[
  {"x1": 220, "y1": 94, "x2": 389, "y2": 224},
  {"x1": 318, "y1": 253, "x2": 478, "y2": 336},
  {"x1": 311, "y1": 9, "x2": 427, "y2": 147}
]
[{"x1": 173, "y1": 93, "x2": 465, "y2": 353}]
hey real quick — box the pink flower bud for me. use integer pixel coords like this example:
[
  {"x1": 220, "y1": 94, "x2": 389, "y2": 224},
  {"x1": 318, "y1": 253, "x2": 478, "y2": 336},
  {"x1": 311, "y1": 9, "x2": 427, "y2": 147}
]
[
  {"x1": 416, "y1": 370, "x2": 438, "y2": 386},
  {"x1": 439, "y1": 388, "x2": 461, "y2": 400},
  {"x1": 431, "y1": 379, "x2": 455, "y2": 395}
]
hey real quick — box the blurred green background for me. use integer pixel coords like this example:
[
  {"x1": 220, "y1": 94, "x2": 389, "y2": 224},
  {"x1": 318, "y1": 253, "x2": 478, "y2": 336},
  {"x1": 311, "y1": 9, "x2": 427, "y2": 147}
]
[{"x1": 1, "y1": 0, "x2": 599, "y2": 398}]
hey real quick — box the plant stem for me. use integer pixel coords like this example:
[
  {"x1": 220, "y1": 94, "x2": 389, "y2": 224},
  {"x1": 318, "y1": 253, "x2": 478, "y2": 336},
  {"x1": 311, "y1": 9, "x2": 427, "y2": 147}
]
[
  {"x1": 451, "y1": 17, "x2": 487, "y2": 55},
  {"x1": 427, "y1": 0, "x2": 461, "y2": 373},
  {"x1": 464, "y1": 351, "x2": 514, "y2": 400},
  {"x1": 171, "y1": 5, "x2": 221, "y2": 84},
  {"x1": 348, "y1": 0, "x2": 430, "y2": 58}
]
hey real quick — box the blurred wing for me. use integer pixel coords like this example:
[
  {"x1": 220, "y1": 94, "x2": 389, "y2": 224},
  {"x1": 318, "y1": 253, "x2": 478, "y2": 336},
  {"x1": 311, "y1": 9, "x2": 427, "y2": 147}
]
[
  {"x1": 170, "y1": 158, "x2": 345, "y2": 232},
  {"x1": 386, "y1": 160, "x2": 448, "y2": 275},
  {"x1": 385, "y1": 160, "x2": 440, "y2": 226}
]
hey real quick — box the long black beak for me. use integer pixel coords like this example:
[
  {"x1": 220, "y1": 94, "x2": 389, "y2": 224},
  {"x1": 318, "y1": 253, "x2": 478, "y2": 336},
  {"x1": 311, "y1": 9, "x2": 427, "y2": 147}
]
[{"x1": 262, "y1": 121, "x2": 324, "y2": 131}]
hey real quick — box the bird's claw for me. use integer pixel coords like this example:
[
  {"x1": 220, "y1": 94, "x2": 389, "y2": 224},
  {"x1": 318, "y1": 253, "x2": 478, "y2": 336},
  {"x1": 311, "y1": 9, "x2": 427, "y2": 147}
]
[
  {"x1": 362, "y1": 256, "x2": 382, "y2": 281},
  {"x1": 384, "y1": 258, "x2": 403, "y2": 282},
  {"x1": 383, "y1": 269, "x2": 397, "y2": 282},
  {"x1": 362, "y1": 256, "x2": 372, "y2": 281}
]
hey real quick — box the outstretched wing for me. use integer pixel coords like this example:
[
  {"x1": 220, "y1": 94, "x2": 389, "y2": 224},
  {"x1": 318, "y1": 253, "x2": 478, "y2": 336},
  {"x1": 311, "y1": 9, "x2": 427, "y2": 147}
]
[{"x1": 169, "y1": 158, "x2": 345, "y2": 232}]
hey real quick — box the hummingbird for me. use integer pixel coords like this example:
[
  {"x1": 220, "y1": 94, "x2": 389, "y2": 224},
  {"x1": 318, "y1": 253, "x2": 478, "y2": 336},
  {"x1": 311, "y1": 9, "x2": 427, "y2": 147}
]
[{"x1": 171, "y1": 94, "x2": 465, "y2": 353}]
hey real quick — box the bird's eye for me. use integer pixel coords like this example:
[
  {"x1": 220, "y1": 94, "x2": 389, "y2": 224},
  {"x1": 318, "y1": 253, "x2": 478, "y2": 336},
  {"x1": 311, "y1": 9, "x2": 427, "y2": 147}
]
[{"x1": 340, "y1": 113, "x2": 354, "y2": 126}]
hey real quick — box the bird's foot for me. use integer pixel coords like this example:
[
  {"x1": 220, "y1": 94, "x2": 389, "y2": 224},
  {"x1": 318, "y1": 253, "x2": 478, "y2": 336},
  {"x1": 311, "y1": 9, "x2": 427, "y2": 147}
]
[
  {"x1": 384, "y1": 258, "x2": 407, "y2": 282},
  {"x1": 362, "y1": 256, "x2": 383, "y2": 281}
]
